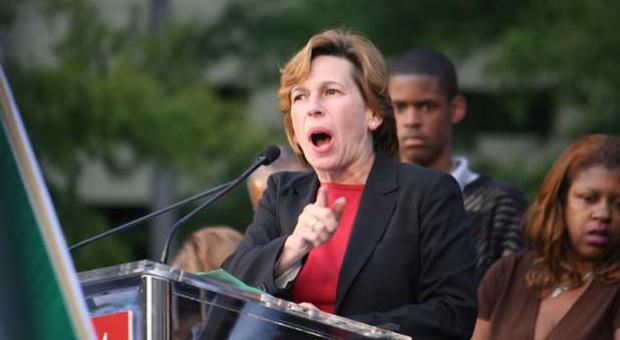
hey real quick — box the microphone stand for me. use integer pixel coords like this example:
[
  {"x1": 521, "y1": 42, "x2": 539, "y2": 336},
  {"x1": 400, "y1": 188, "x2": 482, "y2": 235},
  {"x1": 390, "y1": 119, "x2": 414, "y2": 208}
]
[
  {"x1": 69, "y1": 181, "x2": 233, "y2": 252},
  {"x1": 158, "y1": 160, "x2": 265, "y2": 264}
]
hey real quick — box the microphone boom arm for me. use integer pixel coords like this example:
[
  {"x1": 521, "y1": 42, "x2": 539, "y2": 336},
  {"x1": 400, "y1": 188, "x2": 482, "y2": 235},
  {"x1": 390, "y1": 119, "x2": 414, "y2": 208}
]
[
  {"x1": 69, "y1": 181, "x2": 233, "y2": 251},
  {"x1": 158, "y1": 160, "x2": 265, "y2": 264}
]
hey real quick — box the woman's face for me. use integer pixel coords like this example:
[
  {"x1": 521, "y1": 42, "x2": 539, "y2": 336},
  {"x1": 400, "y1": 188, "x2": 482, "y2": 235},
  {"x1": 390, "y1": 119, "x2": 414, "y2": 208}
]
[
  {"x1": 289, "y1": 55, "x2": 382, "y2": 182},
  {"x1": 565, "y1": 165, "x2": 620, "y2": 262}
]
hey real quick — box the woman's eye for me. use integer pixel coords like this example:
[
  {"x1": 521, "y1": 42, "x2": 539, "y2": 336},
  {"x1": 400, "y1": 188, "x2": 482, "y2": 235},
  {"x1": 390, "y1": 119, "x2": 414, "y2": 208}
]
[
  {"x1": 292, "y1": 94, "x2": 303, "y2": 102},
  {"x1": 326, "y1": 88, "x2": 338, "y2": 95},
  {"x1": 580, "y1": 195, "x2": 596, "y2": 203}
]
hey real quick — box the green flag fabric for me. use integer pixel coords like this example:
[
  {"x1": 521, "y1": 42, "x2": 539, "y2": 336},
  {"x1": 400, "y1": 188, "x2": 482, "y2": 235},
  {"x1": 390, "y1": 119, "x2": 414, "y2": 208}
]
[{"x1": 0, "y1": 67, "x2": 95, "y2": 340}]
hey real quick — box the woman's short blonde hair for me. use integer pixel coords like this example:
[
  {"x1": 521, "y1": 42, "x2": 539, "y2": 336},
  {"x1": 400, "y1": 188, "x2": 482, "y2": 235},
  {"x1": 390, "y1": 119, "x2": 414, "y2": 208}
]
[{"x1": 278, "y1": 28, "x2": 397, "y2": 167}]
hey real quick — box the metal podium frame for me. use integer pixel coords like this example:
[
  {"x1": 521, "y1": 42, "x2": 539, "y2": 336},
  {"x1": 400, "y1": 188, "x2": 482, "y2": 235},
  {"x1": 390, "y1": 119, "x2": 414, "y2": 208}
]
[{"x1": 79, "y1": 260, "x2": 410, "y2": 340}]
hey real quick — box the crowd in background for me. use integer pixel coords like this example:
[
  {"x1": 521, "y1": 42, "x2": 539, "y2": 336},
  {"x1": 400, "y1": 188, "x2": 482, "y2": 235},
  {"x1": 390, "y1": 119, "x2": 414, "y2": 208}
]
[{"x1": 171, "y1": 29, "x2": 620, "y2": 339}]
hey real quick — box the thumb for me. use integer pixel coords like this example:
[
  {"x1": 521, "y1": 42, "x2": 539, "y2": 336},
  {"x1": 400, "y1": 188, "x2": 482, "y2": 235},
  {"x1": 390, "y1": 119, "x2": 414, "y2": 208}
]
[
  {"x1": 331, "y1": 197, "x2": 347, "y2": 219},
  {"x1": 315, "y1": 186, "x2": 328, "y2": 207}
]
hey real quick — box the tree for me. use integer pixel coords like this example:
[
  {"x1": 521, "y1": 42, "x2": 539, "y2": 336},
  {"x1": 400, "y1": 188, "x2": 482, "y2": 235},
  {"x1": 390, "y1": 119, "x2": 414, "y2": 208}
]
[
  {"x1": 204, "y1": 0, "x2": 618, "y2": 136},
  {"x1": 492, "y1": 0, "x2": 620, "y2": 135},
  {"x1": 6, "y1": 0, "x2": 272, "y2": 270}
]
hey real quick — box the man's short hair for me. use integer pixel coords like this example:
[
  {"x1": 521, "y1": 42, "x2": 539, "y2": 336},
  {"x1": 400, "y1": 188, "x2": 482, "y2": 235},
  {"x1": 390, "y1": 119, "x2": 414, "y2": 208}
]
[{"x1": 390, "y1": 48, "x2": 459, "y2": 100}]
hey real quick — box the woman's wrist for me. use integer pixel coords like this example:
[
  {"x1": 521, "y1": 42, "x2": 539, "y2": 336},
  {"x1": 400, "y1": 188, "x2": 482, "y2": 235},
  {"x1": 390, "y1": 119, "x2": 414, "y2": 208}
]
[{"x1": 276, "y1": 235, "x2": 308, "y2": 275}]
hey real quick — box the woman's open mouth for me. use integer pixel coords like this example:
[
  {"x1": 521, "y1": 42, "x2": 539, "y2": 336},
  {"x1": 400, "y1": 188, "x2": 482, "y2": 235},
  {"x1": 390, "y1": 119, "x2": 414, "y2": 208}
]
[{"x1": 308, "y1": 128, "x2": 334, "y2": 152}]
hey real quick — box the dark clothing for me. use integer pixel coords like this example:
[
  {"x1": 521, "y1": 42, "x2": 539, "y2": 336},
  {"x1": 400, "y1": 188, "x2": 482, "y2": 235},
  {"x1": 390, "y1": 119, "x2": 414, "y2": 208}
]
[
  {"x1": 223, "y1": 152, "x2": 478, "y2": 338},
  {"x1": 462, "y1": 175, "x2": 527, "y2": 282},
  {"x1": 478, "y1": 251, "x2": 620, "y2": 339}
]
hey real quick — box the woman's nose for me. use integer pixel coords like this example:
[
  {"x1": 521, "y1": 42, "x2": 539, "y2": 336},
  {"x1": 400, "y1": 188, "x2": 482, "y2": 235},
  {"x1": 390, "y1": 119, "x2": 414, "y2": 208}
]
[
  {"x1": 306, "y1": 94, "x2": 323, "y2": 116},
  {"x1": 593, "y1": 200, "x2": 612, "y2": 222}
]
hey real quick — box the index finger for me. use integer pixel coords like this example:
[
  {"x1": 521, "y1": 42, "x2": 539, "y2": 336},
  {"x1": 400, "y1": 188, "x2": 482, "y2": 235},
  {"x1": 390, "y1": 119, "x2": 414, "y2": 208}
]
[{"x1": 315, "y1": 186, "x2": 328, "y2": 207}]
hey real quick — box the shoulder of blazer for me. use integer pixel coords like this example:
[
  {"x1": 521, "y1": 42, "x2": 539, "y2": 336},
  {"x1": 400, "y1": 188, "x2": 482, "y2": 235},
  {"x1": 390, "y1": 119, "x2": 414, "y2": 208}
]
[
  {"x1": 268, "y1": 170, "x2": 317, "y2": 196},
  {"x1": 267, "y1": 152, "x2": 451, "y2": 197}
]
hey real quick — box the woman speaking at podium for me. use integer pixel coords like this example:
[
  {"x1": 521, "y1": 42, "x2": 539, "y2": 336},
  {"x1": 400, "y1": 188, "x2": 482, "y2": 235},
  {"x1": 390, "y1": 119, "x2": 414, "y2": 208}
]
[{"x1": 223, "y1": 28, "x2": 477, "y2": 339}]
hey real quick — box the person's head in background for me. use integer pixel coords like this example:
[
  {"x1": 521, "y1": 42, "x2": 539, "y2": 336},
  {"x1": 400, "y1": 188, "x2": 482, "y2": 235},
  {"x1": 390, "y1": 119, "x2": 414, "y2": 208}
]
[
  {"x1": 389, "y1": 48, "x2": 467, "y2": 173},
  {"x1": 525, "y1": 134, "x2": 620, "y2": 292},
  {"x1": 171, "y1": 226, "x2": 243, "y2": 273},
  {"x1": 246, "y1": 144, "x2": 307, "y2": 211}
]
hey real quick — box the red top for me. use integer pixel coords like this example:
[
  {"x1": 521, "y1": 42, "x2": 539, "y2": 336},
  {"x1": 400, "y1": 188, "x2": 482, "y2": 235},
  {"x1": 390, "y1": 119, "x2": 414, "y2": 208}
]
[{"x1": 292, "y1": 183, "x2": 364, "y2": 313}]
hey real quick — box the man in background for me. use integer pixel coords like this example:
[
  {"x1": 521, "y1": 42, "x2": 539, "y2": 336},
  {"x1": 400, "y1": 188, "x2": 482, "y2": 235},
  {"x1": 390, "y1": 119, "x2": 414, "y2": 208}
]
[{"x1": 389, "y1": 48, "x2": 528, "y2": 282}]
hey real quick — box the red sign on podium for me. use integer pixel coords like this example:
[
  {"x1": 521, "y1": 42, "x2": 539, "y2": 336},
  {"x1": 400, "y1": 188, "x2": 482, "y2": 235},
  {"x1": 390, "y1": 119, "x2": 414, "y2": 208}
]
[{"x1": 91, "y1": 310, "x2": 132, "y2": 340}]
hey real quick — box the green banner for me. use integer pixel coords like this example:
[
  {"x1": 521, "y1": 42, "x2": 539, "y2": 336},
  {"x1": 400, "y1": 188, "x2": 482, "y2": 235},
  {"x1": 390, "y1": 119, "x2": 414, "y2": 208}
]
[{"x1": 0, "y1": 67, "x2": 94, "y2": 339}]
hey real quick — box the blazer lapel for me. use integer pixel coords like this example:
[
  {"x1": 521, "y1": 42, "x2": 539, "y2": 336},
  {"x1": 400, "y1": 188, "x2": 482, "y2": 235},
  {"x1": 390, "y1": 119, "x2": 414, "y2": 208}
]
[
  {"x1": 282, "y1": 172, "x2": 320, "y2": 234},
  {"x1": 335, "y1": 152, "x2": 398, "y2": 312}
]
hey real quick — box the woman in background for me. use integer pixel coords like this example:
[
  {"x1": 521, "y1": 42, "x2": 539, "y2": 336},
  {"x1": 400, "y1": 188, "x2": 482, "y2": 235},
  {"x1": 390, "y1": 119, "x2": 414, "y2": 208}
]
[{"x1": 473, "y1": 134, "x2": 620, "y2": 339}]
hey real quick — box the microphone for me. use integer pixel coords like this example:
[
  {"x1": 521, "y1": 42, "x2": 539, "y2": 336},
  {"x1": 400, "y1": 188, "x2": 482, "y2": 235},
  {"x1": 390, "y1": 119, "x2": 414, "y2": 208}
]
[
  {"x1": 159, "y1": 145, "x2": 281, "y2": 264},
  {"x1": 69, "y1": 181, "x2": 234, "y2": 252},
  {"x1": 256, "y1": 144, "x2": 281, "y2": 165}
]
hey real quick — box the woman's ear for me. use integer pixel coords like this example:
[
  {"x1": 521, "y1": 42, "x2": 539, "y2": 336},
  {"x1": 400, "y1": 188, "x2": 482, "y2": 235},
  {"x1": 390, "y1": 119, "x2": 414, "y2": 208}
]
[{"x1": 367, "y1": 110, "x2": 384, "y2": 131}]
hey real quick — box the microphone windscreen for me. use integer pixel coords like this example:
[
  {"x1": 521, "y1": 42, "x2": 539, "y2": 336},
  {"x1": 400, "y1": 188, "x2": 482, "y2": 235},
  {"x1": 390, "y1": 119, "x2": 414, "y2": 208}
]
[{"x1": 258, "y1": 145, "x2": 281, "y2": 165}]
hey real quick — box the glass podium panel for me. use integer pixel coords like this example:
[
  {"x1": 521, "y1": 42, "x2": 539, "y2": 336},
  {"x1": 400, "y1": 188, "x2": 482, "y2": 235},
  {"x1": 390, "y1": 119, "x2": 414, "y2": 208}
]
[{"x1": 79, "y1": 261, "x2": 410, "y2": 340}]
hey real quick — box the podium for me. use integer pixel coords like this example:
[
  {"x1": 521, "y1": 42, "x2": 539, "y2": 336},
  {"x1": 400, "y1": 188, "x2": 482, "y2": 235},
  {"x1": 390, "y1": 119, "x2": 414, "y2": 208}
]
[{"x1": 79, "y1": 261, "x2": 410, "y2": 340}]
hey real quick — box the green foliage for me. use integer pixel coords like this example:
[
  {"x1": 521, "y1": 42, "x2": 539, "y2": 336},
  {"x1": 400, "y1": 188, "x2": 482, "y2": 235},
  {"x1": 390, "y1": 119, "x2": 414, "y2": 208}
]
[
  {"x1": 6, "y1": 0, "x2": 272, "y2": 269},
  {"x1": 0, "y1": 0, "x2": 19, "y2": 28},
  {"x1": 205, "y1": 0, "x2": 527, "y2": 76},
  {"x1": 52, "y1": 188, "x2": 135, "y2": 271},
  {"x1": 12, "y1": 52, "x2": 263, "y2": 181},
  {"x1": 492, "y1": 0, "x2": 620, "y2": 135},
  {"x1": 207, "y1": 0, "x2": 618, "y2": 135}
]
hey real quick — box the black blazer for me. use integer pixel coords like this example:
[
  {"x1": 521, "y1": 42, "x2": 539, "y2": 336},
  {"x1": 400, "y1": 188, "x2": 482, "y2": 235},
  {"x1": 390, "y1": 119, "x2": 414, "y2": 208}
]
[{"x1": 223, "y1": 152, "x2": 478, "y2": 338}]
